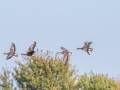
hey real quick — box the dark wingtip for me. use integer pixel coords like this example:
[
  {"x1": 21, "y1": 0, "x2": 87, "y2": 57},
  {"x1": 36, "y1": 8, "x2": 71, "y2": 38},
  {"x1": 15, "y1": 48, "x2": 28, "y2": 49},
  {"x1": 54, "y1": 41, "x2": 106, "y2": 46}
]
[
  {"x1": 60, "y1": 47, "x2": 62, "y2": 49},
  {"x1": 90, "y1": 42, "x2": 92, "y2": 44},
  {"x1": 12, "y1": 42, "x2": 14, "y2": 44},
  {"x1": 11, "y1": 43, "x2": 15, "y2": 46},
  {"x1": 32, "y1": 41, "x2": 36, "y2": 45}
]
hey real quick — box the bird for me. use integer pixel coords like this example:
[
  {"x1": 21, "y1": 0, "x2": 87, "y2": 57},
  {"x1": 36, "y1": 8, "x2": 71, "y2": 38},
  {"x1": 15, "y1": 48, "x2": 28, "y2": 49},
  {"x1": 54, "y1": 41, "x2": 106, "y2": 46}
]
[
  {"x1": 56, "y1": 47, "x2": 72, "y2": 65},
  {"x1": 3, "y1": 43, "x2": 18, "y2": 60},
  {"x1": 77, "y1": 42, "x2": 93, "y2": 55},
  {"x1": 21, "y1": 41, "x2": 36, "y2": 56}
]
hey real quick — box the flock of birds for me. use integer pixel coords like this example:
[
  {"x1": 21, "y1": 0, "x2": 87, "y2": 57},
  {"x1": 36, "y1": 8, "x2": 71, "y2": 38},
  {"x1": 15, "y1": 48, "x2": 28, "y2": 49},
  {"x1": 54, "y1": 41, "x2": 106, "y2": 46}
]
[{"x1": 3, "y1": 41, "x2": 93, "y2": 65}]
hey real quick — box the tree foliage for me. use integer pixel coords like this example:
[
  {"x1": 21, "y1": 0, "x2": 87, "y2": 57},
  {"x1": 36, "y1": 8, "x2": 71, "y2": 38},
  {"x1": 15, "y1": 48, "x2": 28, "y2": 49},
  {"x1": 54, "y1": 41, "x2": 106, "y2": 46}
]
[
  {"x1": 12, "y1": 51, "x2": 79, "y2": 90},
  {"x1": 0, "y1": 50, "x2": 119, "y2": 90},
  {"x1": 77, "y1": 71, "x2": 119, "y2": 90},
  {"x1": 0, "y1": 68, "x2": 15, "y2": 90}
]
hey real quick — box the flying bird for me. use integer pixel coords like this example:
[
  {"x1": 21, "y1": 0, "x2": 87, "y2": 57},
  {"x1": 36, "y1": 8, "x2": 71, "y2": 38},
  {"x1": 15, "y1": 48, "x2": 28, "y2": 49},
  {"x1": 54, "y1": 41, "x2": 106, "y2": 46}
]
[
  {"x1": 77, "y1": 42, "x2": 93, "y2": 55},
  {"x1": 21, "y1": 41, "x2": 36, "y2": 56},
  {"x1": 56, "y1": 47, "x2": 72, "y2": 65},
  {"x1": 3, "y1": 43, "x2": 18, "y2": 60}
]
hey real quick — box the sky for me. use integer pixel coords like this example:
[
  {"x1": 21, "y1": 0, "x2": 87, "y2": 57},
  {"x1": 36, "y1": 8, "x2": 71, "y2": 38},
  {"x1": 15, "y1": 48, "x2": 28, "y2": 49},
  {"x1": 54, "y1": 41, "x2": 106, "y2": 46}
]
[{"x1": 0, "y1": 0, "x2": 120, "y2": 77}]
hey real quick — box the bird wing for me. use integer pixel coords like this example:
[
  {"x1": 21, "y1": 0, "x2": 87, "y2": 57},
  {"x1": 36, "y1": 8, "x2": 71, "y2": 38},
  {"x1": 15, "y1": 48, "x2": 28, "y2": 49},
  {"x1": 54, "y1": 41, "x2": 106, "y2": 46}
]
[
  {"x1": 86, "y1": 51, "x2": 90, "y2": 55},
  {"x1": 87, "y1": 42, "x2": 92, "y2": 47},
  {"x1": 60, "y1": 47, "x2": 68, "y2": 52},
  {"x1": 63, "y1": 53, "x2": 69, "y2": 65},
  {"x1": 84, "y1": 42, "x2": 88, "y2": 48},
  {"x1": 88, "y1": 42, "x2": 92, "y2": 44},
  {"x1": 10, "y1": 43, "x2": 16, "y2": 52},
  {"x1": 6, "y1": 54, "x2": 13, "y2": 60},
  {"x1": 28, "y1": 42, "x2": 36, "y2": 52}
]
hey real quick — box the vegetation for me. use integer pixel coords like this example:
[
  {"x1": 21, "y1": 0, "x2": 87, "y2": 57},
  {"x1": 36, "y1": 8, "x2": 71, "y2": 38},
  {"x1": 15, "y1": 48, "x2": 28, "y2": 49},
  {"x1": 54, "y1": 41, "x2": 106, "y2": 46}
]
[
  {"x1": 0, "y1": 68, "x2": 14, "y2": 90},
  {"x1": 0, "y1": 50, "x2": 119, "y2": 90},
  {"x1": 77, "y1": 72, "x2": 119, "y2": 90}
]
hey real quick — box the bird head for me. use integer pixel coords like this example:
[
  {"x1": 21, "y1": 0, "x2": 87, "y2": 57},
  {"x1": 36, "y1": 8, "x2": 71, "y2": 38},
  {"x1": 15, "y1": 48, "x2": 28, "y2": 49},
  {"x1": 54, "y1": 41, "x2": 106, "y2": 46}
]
[{"x1": 3, "y1": 53, "x2": 8, "y2": 55}]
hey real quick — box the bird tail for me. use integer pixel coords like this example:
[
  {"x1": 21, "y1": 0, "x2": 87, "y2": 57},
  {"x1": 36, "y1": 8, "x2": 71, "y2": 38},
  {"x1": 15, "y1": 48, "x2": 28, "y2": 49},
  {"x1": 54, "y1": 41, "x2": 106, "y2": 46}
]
[
  {"x1": 89, "y1": 48, "x2": 93, "y2": 52},
  {"x1": 32, "y1": 53, "x2": 36, "y2": 57},
  {"x1": 15, "y1": 53, "x2": 18, "y2": 57},
  {"x1": 68, "y1": 52, "x2": 72, "y2": 56}
]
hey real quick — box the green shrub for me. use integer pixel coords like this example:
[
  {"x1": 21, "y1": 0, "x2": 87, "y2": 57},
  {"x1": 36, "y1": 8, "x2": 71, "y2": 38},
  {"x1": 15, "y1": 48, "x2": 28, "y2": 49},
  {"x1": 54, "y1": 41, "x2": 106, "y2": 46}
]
[
  {"x1": 0, "y1": 51, "x2": 119, "y2": 90},
  {"x1": 12, "y1": 51, "x2": 79, "y2": 90},
  {"x1": 77, "y1": 71, "x2": 119, "y2": 90},
  {"x1": 0, "y1": 68, "x2": 15, "y2": 90}
]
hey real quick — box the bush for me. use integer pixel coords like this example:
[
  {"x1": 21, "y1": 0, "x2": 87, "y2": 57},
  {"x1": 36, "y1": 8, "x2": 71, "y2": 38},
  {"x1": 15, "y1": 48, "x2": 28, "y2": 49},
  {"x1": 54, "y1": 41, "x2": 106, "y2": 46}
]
[
  {"x1": 0, "y1": 51, "x2": 119, "y2": 90},
  {"x1": 0, "y1": 68, "x2": 14, "y2": 90},
  {"x1": 77, "y1": 71, "x2": 119, "y2": 90},
  {"x1": 12, "y1": 51, "x2": 79, "y2": 90}
]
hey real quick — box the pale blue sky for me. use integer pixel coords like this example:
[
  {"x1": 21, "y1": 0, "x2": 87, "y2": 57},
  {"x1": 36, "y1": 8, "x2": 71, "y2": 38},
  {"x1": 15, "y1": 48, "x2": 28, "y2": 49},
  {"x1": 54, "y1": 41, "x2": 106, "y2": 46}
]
[{"x1": 0, "y1": 0, "x2": 120, "y2": 77}]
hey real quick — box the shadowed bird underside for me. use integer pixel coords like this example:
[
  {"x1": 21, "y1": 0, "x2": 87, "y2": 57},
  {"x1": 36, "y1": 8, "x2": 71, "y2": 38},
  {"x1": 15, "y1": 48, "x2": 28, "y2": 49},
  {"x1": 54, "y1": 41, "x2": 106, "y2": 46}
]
[
  {"x1": 21, "y1": 41, "x2": 36, "y2": 56},
  {"x1": 21, "y1": 51, "x2": 35, "y2": 56}
]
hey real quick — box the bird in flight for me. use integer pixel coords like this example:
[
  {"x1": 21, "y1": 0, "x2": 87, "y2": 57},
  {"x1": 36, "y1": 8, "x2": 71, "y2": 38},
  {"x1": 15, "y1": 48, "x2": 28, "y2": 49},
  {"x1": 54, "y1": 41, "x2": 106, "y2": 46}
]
[
  {"x1": 3, "y1": 43, "x2": 18, "y2": 60},
  {"x1": 77, "y1": 42, "x2": 93, "y2": 55},
  {"x1": 56, "y1": 47, "x2": 72, "y2": 65},
  {"x1": 21, "y1": 41, "x2": 36, "y2": 56}
]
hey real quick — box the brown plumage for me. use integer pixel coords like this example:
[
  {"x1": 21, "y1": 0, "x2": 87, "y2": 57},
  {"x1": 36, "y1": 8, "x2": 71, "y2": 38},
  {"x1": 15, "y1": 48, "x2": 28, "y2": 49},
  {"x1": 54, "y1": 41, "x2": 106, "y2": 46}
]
[
  {"x1": 21, "y1": 41, "x2": 36, "y2": 56},
  {"x1": 77, "y1": 42, "x2": 93, "y2": 55},
  {"x1": 56, "y1": 47, "x2": 72, "y2": 65},
  {"x1": 3, "y1": 43, "x2": 18, "y2": 60}
]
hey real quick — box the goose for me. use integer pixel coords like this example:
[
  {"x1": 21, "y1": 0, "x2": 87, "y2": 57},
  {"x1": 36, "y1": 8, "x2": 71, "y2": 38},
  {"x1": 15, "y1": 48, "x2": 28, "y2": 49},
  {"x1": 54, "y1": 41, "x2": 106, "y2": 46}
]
[
  {"x1": 3, "y1": 43, "x2": 18, "y2": 60},
  {"x1": 77, "y1": 42, "x2": 93, "y2": 55},
  {"x1": 56, "y1": 47, "x2": 72, "y2": 65},
  {"x1": 21, "y1": 41, "x2": 36, "y2": 56}
]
